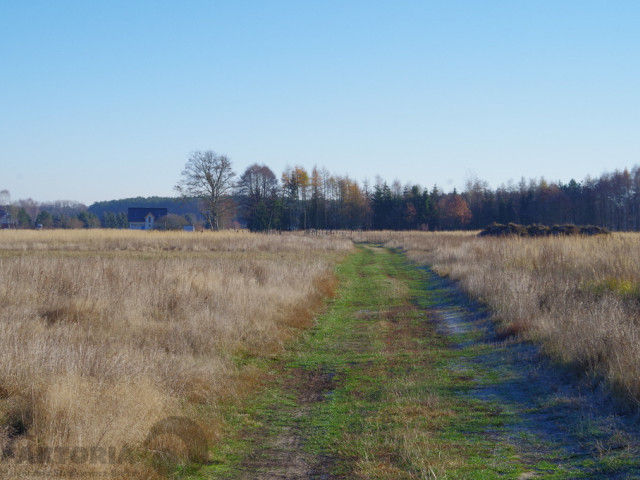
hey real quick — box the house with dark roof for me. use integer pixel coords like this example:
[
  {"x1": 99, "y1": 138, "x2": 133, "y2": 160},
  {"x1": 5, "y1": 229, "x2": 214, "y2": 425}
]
[
  {"x1": 128, "y1": 207, "x2": 168, "y2": 230},
  {"x1": 0, "y1": 208, "x2": 16, "y2": 229}
]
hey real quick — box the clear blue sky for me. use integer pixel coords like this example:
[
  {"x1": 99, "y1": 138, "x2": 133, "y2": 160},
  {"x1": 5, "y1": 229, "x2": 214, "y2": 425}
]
[{"x1": 1, "y1": 1, "x2": 638, "y2": 204}]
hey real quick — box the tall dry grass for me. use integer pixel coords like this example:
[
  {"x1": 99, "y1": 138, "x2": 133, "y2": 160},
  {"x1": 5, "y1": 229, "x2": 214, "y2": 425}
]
[
  {"x1": 358, "y1": 231, "x2": 640, "y2": 408},
  {"x1": 0, "y1": 228, "x2": 352, "y2": 253},
  {"x1": 0, "y1": 230, "x2": 351, "y2": 478}
]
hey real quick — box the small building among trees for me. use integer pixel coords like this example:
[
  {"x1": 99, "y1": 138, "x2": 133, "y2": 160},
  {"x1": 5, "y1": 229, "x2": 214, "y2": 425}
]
[
  {"x1": 0, "y1": 208, "x2": 17, "y2": 229},
  {"x1": 128, "y1": 207, "x2": 168, "y2": 230}
]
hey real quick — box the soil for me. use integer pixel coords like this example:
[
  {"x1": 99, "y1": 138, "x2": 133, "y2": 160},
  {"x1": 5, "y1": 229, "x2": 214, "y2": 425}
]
[{"x1": 236, "y1": 367, "x2": 338, "y2": 480}]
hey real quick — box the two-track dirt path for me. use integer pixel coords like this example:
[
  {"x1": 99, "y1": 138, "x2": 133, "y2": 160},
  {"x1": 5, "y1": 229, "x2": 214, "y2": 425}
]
[{"x1": 217, "y1": 246, "x2": 640, "y2": 479}]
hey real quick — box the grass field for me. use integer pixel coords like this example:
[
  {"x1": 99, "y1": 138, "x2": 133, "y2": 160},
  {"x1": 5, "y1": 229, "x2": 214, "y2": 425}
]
[
  {"x1": 0, "y1": 230, "x2": 351, "y2": 478},
  {"x1": 2, "y1": 228, "x2": 640, "y2": 478}
]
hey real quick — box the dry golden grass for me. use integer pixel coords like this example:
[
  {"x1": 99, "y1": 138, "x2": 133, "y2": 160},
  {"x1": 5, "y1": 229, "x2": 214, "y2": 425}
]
[
  {"x1": 0, "y1": 229, "x2": 351, "y2": 478},
  {"x1": 0, "y1": 228, "x2": 352, "y2": 253},
  {"x1": 356, "y1": 231, "x2": 640, "y2": 408}
]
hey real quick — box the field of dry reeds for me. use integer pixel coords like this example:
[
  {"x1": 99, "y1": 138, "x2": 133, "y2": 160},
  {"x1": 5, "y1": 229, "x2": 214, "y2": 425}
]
[
  {"x1": 0, "y1": 230, "x2": 351, "y2": 478},
  {"x1": 358, "y1": 231, "x2": 640, "y2": 408}
]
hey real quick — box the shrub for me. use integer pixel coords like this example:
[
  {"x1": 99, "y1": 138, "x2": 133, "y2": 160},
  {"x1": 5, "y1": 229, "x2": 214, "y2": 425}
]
[{"x1": 479, "y1": 223, "x2": 609, "y2": 238}]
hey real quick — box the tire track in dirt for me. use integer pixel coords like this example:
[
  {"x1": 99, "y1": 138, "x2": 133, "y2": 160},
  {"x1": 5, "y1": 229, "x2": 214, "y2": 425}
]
[
  {"x1": 236, "y1": 366, "x2": 338, "y2": 480},
  {"x1": 421, "y1": 265, "x2": 640, "y2": 478}
]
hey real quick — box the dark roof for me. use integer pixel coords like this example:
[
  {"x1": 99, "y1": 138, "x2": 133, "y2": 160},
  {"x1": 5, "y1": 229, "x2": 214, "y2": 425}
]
[{"x1": 128, "y1": 207, "x2": 168, "y2": 222}]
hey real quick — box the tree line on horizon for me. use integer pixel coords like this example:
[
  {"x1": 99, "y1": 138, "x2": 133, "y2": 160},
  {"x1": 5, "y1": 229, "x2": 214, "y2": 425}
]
[
  {"x1": 2, "y1": 161, "x2": 640, "y2": 232},
  {"x1": 199, "y1": 157, "x2": 640, "y2": 232}
]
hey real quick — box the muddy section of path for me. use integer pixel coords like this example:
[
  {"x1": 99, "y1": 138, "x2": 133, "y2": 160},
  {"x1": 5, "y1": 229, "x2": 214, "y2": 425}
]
[{"x1": 422, "y1": 266, "x2": 640, "y2": 479}]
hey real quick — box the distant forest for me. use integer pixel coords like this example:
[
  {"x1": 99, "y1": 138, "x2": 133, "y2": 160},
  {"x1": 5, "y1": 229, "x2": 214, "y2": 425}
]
[
  {"x1": 230, "y1": 164, "x2": 640, "y2": 232},
  {"x1": 2, "y1": 165, "x2": 639, "y2": 231}
]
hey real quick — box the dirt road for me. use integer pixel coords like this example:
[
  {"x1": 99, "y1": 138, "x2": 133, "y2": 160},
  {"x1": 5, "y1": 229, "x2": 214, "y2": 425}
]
[{"x1": 211, "y1": 247, "x2": 640, "y2": 479}]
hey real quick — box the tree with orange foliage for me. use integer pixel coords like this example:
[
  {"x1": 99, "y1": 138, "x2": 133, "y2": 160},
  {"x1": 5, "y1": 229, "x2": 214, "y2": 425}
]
[
  {"x1": 438, "y1": 191, "x2": 472, "y2": 229},
  {"x1": 281, "y1": 166, "x2": 310, "y2": 229}
]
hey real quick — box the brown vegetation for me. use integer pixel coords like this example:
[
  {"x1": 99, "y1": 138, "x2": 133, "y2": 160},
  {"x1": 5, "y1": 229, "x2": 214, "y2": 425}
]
[
  {"x1": 354, "y1": 230, "x2": 640, "y2": 408},
  {"x1": 0, "y1": 230, "x2": 351, "y2": 478},
  {"x1": 479, "y1": 222, "x2": 610, "y2": 237}
]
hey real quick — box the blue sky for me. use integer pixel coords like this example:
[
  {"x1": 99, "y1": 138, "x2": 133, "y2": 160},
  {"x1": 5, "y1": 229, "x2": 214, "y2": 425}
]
[{"x1": 1, "y1": 1, "x2": 638, "y2": 204}]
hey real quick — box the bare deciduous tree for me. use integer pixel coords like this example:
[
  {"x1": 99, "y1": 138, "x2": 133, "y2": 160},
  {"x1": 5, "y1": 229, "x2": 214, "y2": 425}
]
[
  {"x1": 237, "y1": 164, "x2": 279, "y2": 231},
  {"x1": 0, "y1": 189, "x2": 10, "y2": 207},
  {"x1": 175, "y1": 150, "x2": 236, "y2": 230}
]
